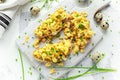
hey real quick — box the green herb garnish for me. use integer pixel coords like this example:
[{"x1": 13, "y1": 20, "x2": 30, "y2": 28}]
[
  {"x1": 75, "y1": 14, "x2": 79, "y2": 17},
  {"x1": 41, "y1": 0, "x2": 58, "y2": 9},
  {"x1": 18, "y1": 49, "x2": 25, "y2": 80},
  {"x1": 78, "y1": 23, "x2": 84, "y2": 30},
  {"x1": 38, "y1": 19, "x2": 42, "y2": 23},
  {"x1": 30, "y1": 0, "x2": 36, "y2": 2},
  {"x1": 54, "y1": 54, "x2": 116, "y2": 80},
  {"x1": 57, "y1": 15, "x2": 61, "y2": 19},
  {"x1": 46, "y1": 51, "x2": 51, "y2": 55},
  {"x1": 80, "y1": 36, "x2": 83, "y2": 41},
  {"x1": 92, "y1": 42, "x2": 94, "y2": 46},
  {"x1": 56, "y1": 33, "x2": 61, "y2": 38},
  {"x1": 51, "y1": 47, "x2": 55, "y2": 52}
]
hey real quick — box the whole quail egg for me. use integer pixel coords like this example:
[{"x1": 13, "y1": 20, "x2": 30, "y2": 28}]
[
  {"x1": 91, "y1": 52, "x2": 101, "y2": 63},
  {"x1": 100, "y1": 20, "x2": 109, "y2": 30},
  {"x1": 95, "y1": 12, "x2": 103, "y2": 23},
  {"x1": 0, "y1": 0, "x2": 5, "y2": 3},
  {"x1": 30, "y1": 6, "x2": 40, "y2": 16}
]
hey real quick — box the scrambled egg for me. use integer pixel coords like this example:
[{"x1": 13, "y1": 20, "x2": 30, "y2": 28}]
[
  {"x1": 25, "y1": 35, "x2": 29, "y2": 43},
  {"x1": 33, "y1": 40, "x2": 71, "y2": 67},
  {"x1": 32, "y1": 8, "x2": 94, "y2": 74},
  {"x1": 34, "y1": 8, "x2": 68, "y2": 41},
  {"x1": 64, "y1": 11, "x2": 94, "y2": 54},
  {"x1": 50, "y1": 68, "x2": 56, "y2": 74}
]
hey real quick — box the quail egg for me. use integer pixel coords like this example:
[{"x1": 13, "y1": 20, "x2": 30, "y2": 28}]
[
  {"x1": 95, "y1": 12, "x2": 103, "y2": 23},
  {"x1": 30, "y1": 6, "x2": 40, "y2": 16},
  {"x1": 91, "y1": 52, "x2": 101, "y2": 63},
  {"x1": 0, "y1": 0, "x2": 5, "y2": 3},
  {"x1": 100, "y1": 20, "x2": 109, "y2": 30}
]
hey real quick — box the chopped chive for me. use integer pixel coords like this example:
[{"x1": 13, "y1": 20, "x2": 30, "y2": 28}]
[
  {"x1": 75, "y1": 14, "x2": 79, "y2": 17},
  {"x1": 18, "y1": 36, "x2": 21, "y2": 39},
  {"x1": 32, "y1": 37, "x2": 34, "y2": 39},
  {"x1": 57, "y1": 72, "x2": 60, "y2": 75},
  {"x1": 78, "y1": 70, "x2": 81, "y2": 73},
  {"x1": 92, "y1": 43, "x2": 94, "y2": 46},
  {"x1": 112, "y1": 44, "x2": 114, "y2": 47},
  {"x1": 57, "y1": 15, "x2": 61, "y2": 19},
  {"x1": 56, "y1": 33, "x2": 61, "y2": 38},
  {"x1": 24, "y1": 32, "x2": 27, "y2": 35},
  {"x1": 80, "y1": 36, "x2": 83, "y2": 41},
  {"x1": 78, "y1": 23, "x2": 84, "y2": 30},
  {"x1": 110, "y1": 30, "x2": 112, "y2": 32},
  {"x1": 38, "y1": 19, "x2": 42, "y2": 23},
  {"x1": 39, "y1": 68, "x2": 41, "y2": 71},
  {"x1": 69, "y1": 56, "x2": 71, "y2": 60},
  {"x1": 51, "y1": 47, "x2": 55, "y2": 52},
  {"x1": 15, "y1": 58, "x2": 18, "y2": 62},
  {"x1": 27, "y1": 45, "x2": 30, "y2": 48},
  {"x1": 102, "y1": 76, "x2": 104, "y2": 80},
  {"x1": 29, "y1": 72, "x2": 32, "y2": 75},
  {"x1": 18, "y1": 49, "x2": 25, "y2": 80},
  {"x1": 46, "y1": 51, "x2": 51, "y2": 55},
  {"x1": 30, "y1": 0, "x2": 36, "y2": 2},
  {"x1": 90, "y1": 0, "x2": 93, "y2": 3},
  {"x1": 29, "y1": 67, "x2": 32, "y2": 70},
  {"x1": 49, "y1": 41, "x2": 53, "y2": 44},
  {"x1": 48, "y1": 14, "x2": 51, "y2": 16}
]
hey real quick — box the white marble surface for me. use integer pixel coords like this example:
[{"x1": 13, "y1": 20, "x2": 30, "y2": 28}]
[{"x1": 0, "y1": 0, "x2": 120, "y2": 80}]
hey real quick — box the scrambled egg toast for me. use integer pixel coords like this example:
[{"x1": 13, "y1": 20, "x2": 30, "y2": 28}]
[
  {"x1": 64, "y1": 12, "x2": 94, "y2": 54},
  {"x1": 33, "y1": 40, "x2": 71, "y2": 66},
  {"x1": 32, "y1": 8, "x2": 94, "y2": 72},
  {"x1": 34, "y1": 8, "x2": 68, "y2": 40}
]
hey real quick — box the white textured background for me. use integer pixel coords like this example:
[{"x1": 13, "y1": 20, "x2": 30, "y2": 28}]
[{"x1": 0, "y1": 0, "x2": 120, "y2": 80}]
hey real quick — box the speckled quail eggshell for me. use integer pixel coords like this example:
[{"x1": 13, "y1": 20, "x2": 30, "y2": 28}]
[
  {"x1": 100, "y1": 20, "x2": 109, "y2": 30},
  {"x1": 95, "y1": 12, "x2": 103, "y2": 22},
  {"x1": 30, "y1": 6, "x2": 40, "y2": 16},
  {"x1": 0, "y1": 0, "x2": 5, "y2": 3},
  {"x1": 91, "y1": 52, "x2": 101, "y2": 63}
]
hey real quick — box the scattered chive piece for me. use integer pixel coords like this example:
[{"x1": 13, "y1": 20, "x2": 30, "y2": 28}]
[
  {"x1": 18, "y1": 36, "x2": 21, "y2": 39},
  {"x1": 29, "y1": 72, "x2": 32, "y2": 75},
  {"x1": 78, "y1": 70, "x2": 81, "y2": 73},
  {"x1": 38, "y1": 19, "x2": 42, "y2": 23},
  {"x1": 92, "y1": 43, "x2": 94, "y2": 46},
  {"x1": 69, "y1": 56, "x2": 71, "y2": 60},
  {"x1": 29, "y1": 67, "x2": 32, "y2": 70},
  {"x1": 30, "y1": 0, "x2": 36, "y2": 2},
  {"x1": 56, "y1": 33, "x2": 61, "y2": 38},
  {"x1": 57, "y1": 15, "x2": 61, "y2": 19},
  {"x1": 49, "y1": 41, "x2": 53, "y2": 44},
  {"x1": 57, "y1": 72, "x2": 60, "y2": 75},
  {"x1": 27, "y1": 45, "x2": 30, "y2": 48},
  {"x1": 32, "y1": 36, "x2": 34, "y2": 39},
  {"x1": 24, "y1": 32, "x2": 27, "y2": 35},
  {"x1": 15, "y1": 58, "x2": 18, "y2": 62},
  {"x1": 110, "y1": 30, "x2": 112, "y2": 32},
  {"x1": 102, "y1": 76, "x2": 104, "y2": 80},
  {"x1": 112, "y1": 44, "x2": 114, "y2": 47},
  {"x1": 39, "y1": 68, "x2": 41, "y2": 71},
  {"x1": 18, "y1": 49, "x2": 25, "y2": 80},
  {"x1": 90, "y1": 0, "x2": 93, "y2": 3}
]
